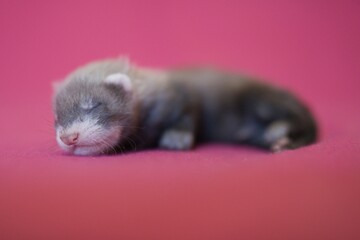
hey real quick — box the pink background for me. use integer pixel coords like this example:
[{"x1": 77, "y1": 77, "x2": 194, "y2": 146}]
[{"x1": 1, "y1": 0, "x2": 360, "y2": 239}]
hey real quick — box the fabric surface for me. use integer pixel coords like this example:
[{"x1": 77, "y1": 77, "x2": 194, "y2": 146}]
[{"x1": 1, "y1": 1, "x2": 359, "y2": 239}]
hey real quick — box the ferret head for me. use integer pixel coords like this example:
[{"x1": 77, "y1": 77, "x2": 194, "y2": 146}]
[{"x1": 53, "y1": 73, "x2": 134, "y2": 155}]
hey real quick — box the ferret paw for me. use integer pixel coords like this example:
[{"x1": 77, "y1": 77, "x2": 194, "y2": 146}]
[
  {"x1": 264, "y1": 120, "x2": 291, "y2": 152},
  {"x1": 264, "y1": 121, "x2": 290, "y2": 143},
  {"x1": 271, "y1": 137, "x2": 291, "y2": 152},
  {"x1": 159, "y1": 130, "x2": 194, "y2": 150}
]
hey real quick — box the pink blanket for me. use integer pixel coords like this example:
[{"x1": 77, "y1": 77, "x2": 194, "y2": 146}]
[{"x1": 1, "y1": 1, "x2": 359, "y2": 239}]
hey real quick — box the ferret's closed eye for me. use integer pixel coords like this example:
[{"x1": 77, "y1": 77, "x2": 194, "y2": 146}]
[
  {"x1": 91, "y1": 102, "x2": 102, "y2": 110},
  {"x1": 80, "y1": 101, "x2": 102, "y2": 111}
]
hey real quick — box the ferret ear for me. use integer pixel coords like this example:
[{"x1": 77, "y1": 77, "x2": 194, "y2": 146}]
[{"x1": 104, "y1": 73, "x2": 132, "y2": 92}]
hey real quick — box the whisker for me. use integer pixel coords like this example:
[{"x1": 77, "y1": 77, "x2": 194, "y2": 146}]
[{"x1": 99, "y1": 139, "x2": 117, "y2": 154}]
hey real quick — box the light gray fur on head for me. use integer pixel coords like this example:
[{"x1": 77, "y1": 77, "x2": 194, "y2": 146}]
[{"x1": 53, "y1": 59, "x2": 135, "y2": 155}]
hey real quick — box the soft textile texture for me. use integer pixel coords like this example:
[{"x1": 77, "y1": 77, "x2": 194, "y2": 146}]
[{"x1": 0, "y1": 1, "x2": 359, "y2": 239}]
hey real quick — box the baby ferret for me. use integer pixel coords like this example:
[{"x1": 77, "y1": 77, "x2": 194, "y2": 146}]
[{"x1": 53, "y1": 58, "x2": 317, "y2": 156}]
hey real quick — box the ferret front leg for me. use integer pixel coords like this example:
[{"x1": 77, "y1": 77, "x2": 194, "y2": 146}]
[
  {"x1": 159, "y1": 129, "x2": 194, "y2": 150},
  {"x1": 158, "y1": 114, "x2": 196, "y2": 150}
]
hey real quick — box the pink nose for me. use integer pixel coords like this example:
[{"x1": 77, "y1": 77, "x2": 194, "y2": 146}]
[{"x1": 60, "y1": 133, "x2": 79, "y2": 146}]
